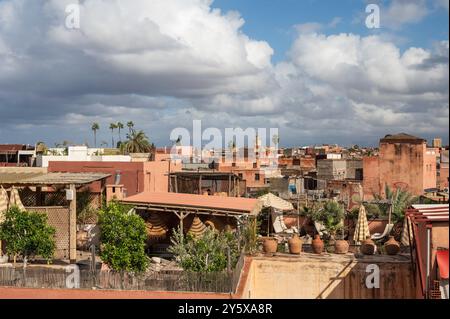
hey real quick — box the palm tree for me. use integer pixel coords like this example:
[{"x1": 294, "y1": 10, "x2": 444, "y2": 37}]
[
  {"x1": 109, "y1": 123, "x2": 118, "y2": 148},
  {"x1": 374, "y1": 185, "x2": 418, "y2": 224},
  {"x1": 91, "y1": 123, "x2": 100, "y2": 147},
  {"x1": 127, "y1": 121, "x2": 135, "y2": 134},
  {"x1": 117, "y1": 122, "x2": 124, "y2": 143},
  {"x1": 121, "y1": 130, "x2": 153, "y2": 154}
]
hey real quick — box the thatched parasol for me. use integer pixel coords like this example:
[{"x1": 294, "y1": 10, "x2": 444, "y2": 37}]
[
  {"x1": 353, "y1": 205, "x2": 370, "y2": 244},
  {"x1": 187, "y1": 216, "x2": 207, "y2": 238},
  {"x1": 145, "y1": 214, "x2": 169, "y2": 240},
  {"x1": 400, "y1": 216, "x2": 414, "y2": 246},
  {"x1": 8, "y1": 187, "x2": 25, "y2": 212},
  {"x1": 0, "y1": 187, "x2": 8, "y2": 223}
]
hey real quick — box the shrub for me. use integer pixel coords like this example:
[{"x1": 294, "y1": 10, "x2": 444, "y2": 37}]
[
  {"x1": 0, "y1": 206, "x2": 56, "y2": 265},
  {"x1": 98, "y1": 202, "x2": 148, "y2": 273},
  {"x1": 169, "y1": 227, "x2": 240, "y2": 273}
]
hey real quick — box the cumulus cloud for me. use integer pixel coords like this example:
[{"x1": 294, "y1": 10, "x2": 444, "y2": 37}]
[{"x1": 0, "y1": 0, "x2": 448, "y2": 146}]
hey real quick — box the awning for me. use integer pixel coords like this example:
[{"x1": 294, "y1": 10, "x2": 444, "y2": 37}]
[{"x1": 437, "y1": 250, "x2": 449, "y2": 280}]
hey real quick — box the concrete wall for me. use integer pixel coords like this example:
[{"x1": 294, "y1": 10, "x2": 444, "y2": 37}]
[
  {"x1": 317, "y1": 159, "x2": 346, "y2": 180},
  {"x1": 240, "y1": 254, "x2": 415, "y2": 299}
]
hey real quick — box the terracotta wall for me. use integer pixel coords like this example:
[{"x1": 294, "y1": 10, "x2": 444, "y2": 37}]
[
  {"x1": 363, "y1": 156, "x2": 380, "y2": 199},
  {"x1": 240, "y1": 255, "x2": 416, "y2": 299},
  {"x1": 48, "y1": 161, "x2": 179, "y2": 196}
]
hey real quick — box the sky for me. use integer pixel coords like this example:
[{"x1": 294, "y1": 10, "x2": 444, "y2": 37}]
[{"x1": 0, "y1": 0, "x2": 448, "y2": 148}]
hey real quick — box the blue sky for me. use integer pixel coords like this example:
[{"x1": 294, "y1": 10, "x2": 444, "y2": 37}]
[
  {"x1": 213, "y1": 0, "x2": 449, "y2": 62},
  {"x1": 0, "y1": 0, "x2": 448, "y2": 147}
]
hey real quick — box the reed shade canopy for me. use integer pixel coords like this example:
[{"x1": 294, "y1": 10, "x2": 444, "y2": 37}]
[
  {"x1": 353, "y1": 204, "x2": 370, "y2": 244},
  {"x1": 145, "y1": 213, "x2": 169, "y2": 240},
  {"x1": 187, "y1": 216, "x2": 207, "y2": 238},
  {"x1": 8, "y1": 187, "x2": 25, "y2": 212},
  {"x1": 0, "y1": 186, "x2": 8, "y2": 223},
  {"x1": 401, "y1": 216, "x2": 414, "y2": 246}
]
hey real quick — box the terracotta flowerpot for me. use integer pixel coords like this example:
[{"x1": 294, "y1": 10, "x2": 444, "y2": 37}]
[
  {"x1": 361, "y1": 236, "x2": 376, "y2": 255},
  {"x1": 262, "y1": 237, "x2": 278, "y2": 254},
  {"x1": 312, "y1": 235, "x2": 324, "y2": 254},
  {"x1": 288, "y1": 234, "x2": 303, "y2": 255},
  {"x1": 334, "y1": 240, "x2": 350, "y2": 254},
  {"x1": 384, "y1": 236, "x2": 400, "y2": 255}
]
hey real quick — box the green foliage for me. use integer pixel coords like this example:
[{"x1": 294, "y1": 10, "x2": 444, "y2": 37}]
[
  {"x1": 308, "y1": 200, "x2": 345, "y2": 237},
  {"x1": 0, "y1": 206, "x2": 56, "y2": 263},
  {"x1": 349, "y1": 204, "x2": 383, "y2": 220},
  {"x1": 168, "y1": 227, "x2": 240, "y2": 273},
  {"x1": 375, "y1": 185, "x2": 418, "y2": 223},
  {"x1": 241, "y1": 217, "x2": 260, "y2": 255},
  {"x1": 99, "y1": 202, "x2": 149, "y2": 273},
  {"x1": 120, "y1": 130, "x2": 154, "y2": 154}
]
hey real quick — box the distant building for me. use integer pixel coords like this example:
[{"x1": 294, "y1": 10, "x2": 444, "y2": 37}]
[
  {"x1": 0, "y1": 144, "x2": 35, "y2": 167},
  {"x1": 433, "y1": 138, "x2": 443, "y2": 148},
  {"x1": 317, "y1": 159, "x2": 346, "y2": 181},
  {"x1": 363, "y1": 133, "x2": 437, "y2": 198},
  {"x1": 48, "y1": 160, "x2": 181, "y2": 197},
  {"x1": 37, "y1": 146, "x2": 131, "y2": 167},
  {"x1": 438, "y1": 149, "x2": 449, "y2": 190}
]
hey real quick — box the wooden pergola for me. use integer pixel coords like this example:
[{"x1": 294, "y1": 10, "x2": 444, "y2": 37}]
[
  {"x1": 122, "y1": 192, "x2": 261, "y2": 235},
  {"x1": 169, "y1": 171, "x2": 244, "y2": 197},
  {"x1": 0, "y1": 171, "x2": 110, "y2": 263}
]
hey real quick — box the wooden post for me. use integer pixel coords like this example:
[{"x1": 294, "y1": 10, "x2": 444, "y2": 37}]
[
  {"x1": 36, "y1": 186, "x2": 42, "y2": 206},
  {"x1": 69, "y1": 184, "x2": 77, "y2": 264},
  {"x1": 228, "y1": 175, "x2": 232, "y2": 196},
  {"x1": 199, "y1": 175, "x2": 202, "y2": 195}
]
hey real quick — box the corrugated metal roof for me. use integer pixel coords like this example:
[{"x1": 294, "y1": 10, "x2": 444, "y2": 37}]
[{"x1": 0, "y1": 172, "x2": 111, "y2": 185}]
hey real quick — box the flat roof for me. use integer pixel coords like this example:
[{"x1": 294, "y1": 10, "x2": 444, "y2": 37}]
[
  {"x1": 170, "y1": 171, "x2": 242, "y2": 180},
  {"x1": 122, "y1": 192, "x2": 261, "y2": 216},
  {"x1": 0, "y1": 172, "x2": 111, "y2": 186}
]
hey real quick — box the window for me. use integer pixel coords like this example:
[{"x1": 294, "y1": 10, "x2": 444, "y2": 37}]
[
  {"x1": 255, "y1": 173, "x2": 260, "y2": 181},
  {"x1": 253, "y1": 162, "x2": 257, "y2": 168},
  {"x1": 232, "y1": 163, "x2": 236, "y2": 167},
  {"x1": 238, "y1": 173, "x2": 243, "y2": 179}
]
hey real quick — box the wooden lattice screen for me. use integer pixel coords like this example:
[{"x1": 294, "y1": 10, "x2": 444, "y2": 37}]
[{"x1": 26, "y1": 206, "x2": 70, "y2": 260}]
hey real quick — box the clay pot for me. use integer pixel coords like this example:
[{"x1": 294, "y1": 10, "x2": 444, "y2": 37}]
[
  {"x1": 288, "y1": 234, "x2": 303, "y2": 255},
  {"x1": 384, "y1": 236, "x2": 400, "y2": 255},
  {"x1": 312, "y1": 235, "x2": 324, "y2": 254},
  {"x1": 334, "y1": 240, "x2": 350, "y2": 254},
  {"x1": 361, "y1": 236, "x2": 376, "y2": 255},
  {"x1": 262, "y1": 237, "x2": 278, "y2": 254}
]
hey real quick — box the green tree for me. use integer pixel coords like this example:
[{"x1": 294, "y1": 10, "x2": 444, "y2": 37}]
[
  {"x1": 309, "y1": 200, "x2": 345, "y2": 238},
  {"x1": 374, "y1": 185, "x2": 418, "y2": 224},
  {"x1": 109, "y1": 123, "x2": 118, "y2": 148},
  {"x1": 121, "y1": 130, "x2": 153, "y2": 154},
  {"x1": 168, "y1": 227, "x2": 239, "y2": 273},
  {"x1": 117, "y1": 122, "x2": 124, "y2": 143},
  {"x1": 127, "y1": 121, "x2": 135, "y2": 134},
  {"x1": 91, "y1": 122, "x2": 100, "y2": 147},
  {"x1": 98, "y1": 202, "x2": 148, "y2": 273},
  {"x1": 0, "y1": 206, "x2": 56, "y2": 266}
]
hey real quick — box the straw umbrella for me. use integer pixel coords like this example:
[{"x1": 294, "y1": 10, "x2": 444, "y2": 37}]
[
  {"x1": 8, "y1": 187, "x2": 25, "y2": 212},
  {"x1": 353, "y1": 204, "x2": 370, "y2": 244},
  {"x1": 187, "y1": 216, "x2": 207, "y2": 238},
  {"x1": 400, "y1": 216, "x2": 414, "y2": 246},
  {"x1": 0, "y1": 187, "x2": 9, "y2": 256},
  {"x1": 0, "y1": 187, "x2": 8, "y2": 223},
  {"x1": 145, "y1": 214, "x2": 169, "y2": 241}
]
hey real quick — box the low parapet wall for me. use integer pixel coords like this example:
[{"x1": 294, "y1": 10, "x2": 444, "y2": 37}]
[{"x1": 239, "y1": 253, "x2": 416, "y2": 299}]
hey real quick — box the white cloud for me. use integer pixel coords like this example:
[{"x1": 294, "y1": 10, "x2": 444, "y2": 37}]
[
  {"x1": 0, "y1": 0, "x2": 448, "y2": 146},
  {"x1": 382, "y1": 0, "x2": 429, "y2": 30}
]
